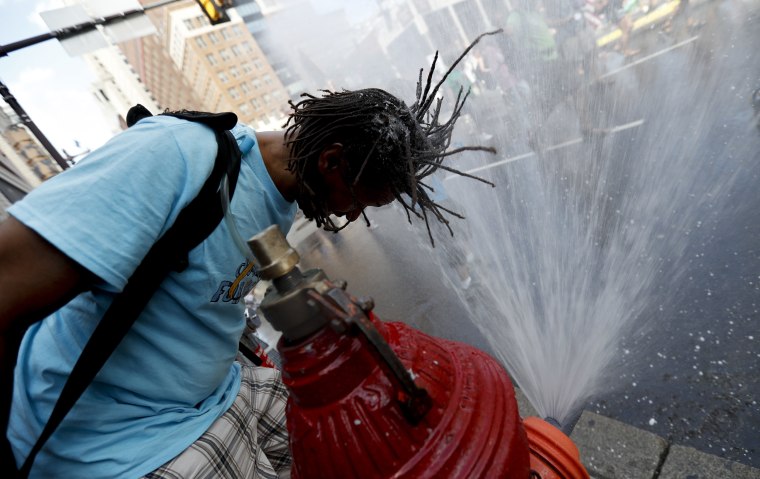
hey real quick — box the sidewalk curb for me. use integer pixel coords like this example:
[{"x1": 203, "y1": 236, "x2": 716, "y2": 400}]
[{"x1": 513, "y1": 388, "x2": 759, "y2": 478}]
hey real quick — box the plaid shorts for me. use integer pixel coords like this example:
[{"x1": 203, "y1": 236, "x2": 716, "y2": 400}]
[{"x1": 143, "y1": 364, "x2": 292, "y2": 479}]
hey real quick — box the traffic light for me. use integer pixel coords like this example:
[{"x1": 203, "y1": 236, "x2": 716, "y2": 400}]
[{"x1": 195, "y1": 0, "x2": 230, "y2": 25}]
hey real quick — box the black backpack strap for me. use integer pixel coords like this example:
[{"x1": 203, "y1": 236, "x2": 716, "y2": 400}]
[
  {"x1": 159, "y1": 109, "x2": 241, "y2": 269},
  {"x1": 17, "y1": 108, "x2": 241, "y2": 477},
  {"x1": 126, "y1": 104, "x2": 153, "y2": 127}
]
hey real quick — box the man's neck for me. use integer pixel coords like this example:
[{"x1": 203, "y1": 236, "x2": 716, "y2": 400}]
[{"x1": 255, "y1": 130, "x2": 298, "y2": 201}]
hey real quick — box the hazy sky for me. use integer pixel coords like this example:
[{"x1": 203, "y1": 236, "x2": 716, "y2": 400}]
[{"x1": 315, "y1": 0, "x2": 378, "y2": 20}]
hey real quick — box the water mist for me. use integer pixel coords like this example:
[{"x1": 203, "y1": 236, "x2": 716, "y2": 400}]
[{"x1": 423, "y1": 23, "x2": 756, "y2": 426}]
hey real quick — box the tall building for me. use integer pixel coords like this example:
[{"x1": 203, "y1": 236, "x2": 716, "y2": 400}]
[
  {"x1": 0, "y1": 154, "x2": 31, "y2": 221},
  {"x1": 56, "y1": 0, "x2": 161, "y2": 130},
  {"x1": 0, "y1": 106, "x2": 60, "y2": 218},
  {"x1": 85, "y1": 45, "x2": 162, "y2": 130},
  {"x1": 121, "y1": 0, "x2": 290, "y2": 130},
  {"x1": 0, "y1": 107, "x2": 59, "y2": 182},
  {"x1": 119, "y1": 4, "x2": 207, "y2": 113}
]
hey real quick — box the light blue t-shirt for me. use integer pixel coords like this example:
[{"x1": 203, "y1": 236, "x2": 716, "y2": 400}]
[{"x1": 7, "y1": 115, "x2": 296, "y2": 478}]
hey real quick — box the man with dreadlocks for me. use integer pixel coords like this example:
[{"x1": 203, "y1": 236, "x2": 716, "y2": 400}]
[
  {"x1": 0, "y1": 31, "x2": 499, "y2": 478},
  {"x1": 284, "y1": 33, "x2": 497, "y2": 243}
]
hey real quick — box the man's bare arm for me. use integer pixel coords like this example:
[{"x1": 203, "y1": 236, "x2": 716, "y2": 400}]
[{"x1": 0, "y1": 216, "x2": 93, "y2": 365}]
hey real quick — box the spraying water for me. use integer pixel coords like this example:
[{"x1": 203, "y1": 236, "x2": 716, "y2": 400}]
[{"x1": 421, "y1": 0, "x2": 760, "y2": 430}]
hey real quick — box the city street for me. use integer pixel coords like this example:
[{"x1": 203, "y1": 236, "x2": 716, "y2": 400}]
[
  {"x1": 290, "y1": 0, "x2": 760, "y2": 469},
  {"x1": 7, "y1": 0, "x2": 757, "y2": 475}
]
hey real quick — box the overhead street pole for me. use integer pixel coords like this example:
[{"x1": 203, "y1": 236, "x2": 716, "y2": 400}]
[
  {"x1": 0, "y1": 79, "x2": 70, "y2": 170},
  {"x1": 0, "y1": 0, "x2": 182, "y2": 58}
]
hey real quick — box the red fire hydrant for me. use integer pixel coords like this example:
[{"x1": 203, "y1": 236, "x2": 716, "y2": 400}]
[{"x1": 248, "y1": 226, "x2": 589, "y2": 479}]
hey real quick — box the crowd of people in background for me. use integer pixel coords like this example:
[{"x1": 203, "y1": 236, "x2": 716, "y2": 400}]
[{"x1": 443, "y1": 0, "x2": 703, "y2": 151}]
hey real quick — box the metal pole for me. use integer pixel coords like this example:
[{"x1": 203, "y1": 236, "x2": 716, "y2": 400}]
[
  {"x1": 0, "y1": 0, "x2": 183, "y2": 57},
  {"x1": 0, "y1": 33, "x2": 56, "y2": 57},
  {"x1": 0, "y1": 80, "x2": 69, "y2": 170}
]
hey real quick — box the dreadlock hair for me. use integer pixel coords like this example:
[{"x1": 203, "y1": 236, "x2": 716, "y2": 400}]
[{"x1": 284, "y1": 30, "x2": 502, "y2": 245}]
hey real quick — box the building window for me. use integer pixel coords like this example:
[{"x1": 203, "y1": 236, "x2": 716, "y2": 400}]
[
  {"x1": 218, "y1": 71, "x2": 229, "y2": 83},
  {"x1": 206, "y1": 53, "x2": 217, "y2": 65},
  {"x1": 239, "y1": 103, "x2": 251, "y2": 115},
  {"x1": 263, "y1": 93, "x2": 271, "y2": 104},
  {"x1": 195, "y1": 36, "x2": 207, "y2": 48},
  {"x1": 183, "y1": 19, "x2": 194, "y2": 30},
  {"x1": 233, "y1": 25, "x2": 243, "y2": 36},
  {"x1": 242, "y1": 42, "x2": 253, "y2": 53},
  {"x1": 240, "y1": 82, "x2": 250, "y2": 94},
  {"x1": 241, "y1": 62, "x2": 253, "y2": 74},
  {"x1": 228, "y1": 86, "x2": 240, "y2": 99},
  {"x1": 229, "y1": 66, "x2": 239, "y2": 78},
  {"x1": 252, "y1": 78, "x2": 261, "y2": 89},
  {"x1": 251, "y1": 98, "x2": 261, "y2": 109},
  {"x1": 231, "y1": 44, "x2": 241, "y2": 57},
  {"x1": 221, "y1": 28, "x2": 232, "y2": 40},
  {"x1": 219, "y1": 49, "x2": 231, "y2": 61},
  {"x1": 263, "y1": 74, "x2": 273, "y2": 86},
  {"x1": 208, "y1": 32, "x2": 219, "y2": 44},
  {"x1": 235, "y1": 3, "x2": 261, "y2": 16},
  {"x1": 253, "y1": 58, "x2": 263, "y2": 70}
]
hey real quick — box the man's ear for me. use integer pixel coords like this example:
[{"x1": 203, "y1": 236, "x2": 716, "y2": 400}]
[{"x1": 317, "y1": 143, "x2": 345, "y2": 174}]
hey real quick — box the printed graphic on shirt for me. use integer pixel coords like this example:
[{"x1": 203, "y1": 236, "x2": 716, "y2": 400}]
[{"x1": 211, "y1": 260, "x2": 259, "y2": 304}]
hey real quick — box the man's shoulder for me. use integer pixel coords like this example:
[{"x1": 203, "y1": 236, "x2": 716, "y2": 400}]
[
  {"x1": 122, "y1": 114, "x2": 218, "y2": 157},
  {"x1": 131, "y1": 113, "x2": 213, "y2": 133}
]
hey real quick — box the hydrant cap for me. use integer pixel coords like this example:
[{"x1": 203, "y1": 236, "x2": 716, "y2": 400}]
[
  {"x1": 247, "y1": 225, "x2": 300, "y2": 279},
  {"x1": 523, "y1": 416, "x2": 590, "y2": 479}
]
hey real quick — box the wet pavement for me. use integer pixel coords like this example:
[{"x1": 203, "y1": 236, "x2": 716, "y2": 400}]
[
  {"x1": 577, "y1": 0, "x2": 760, "y2": 468},
  {"x1": 287, "y1": 0, "x2": 760, "y2": 470}
]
